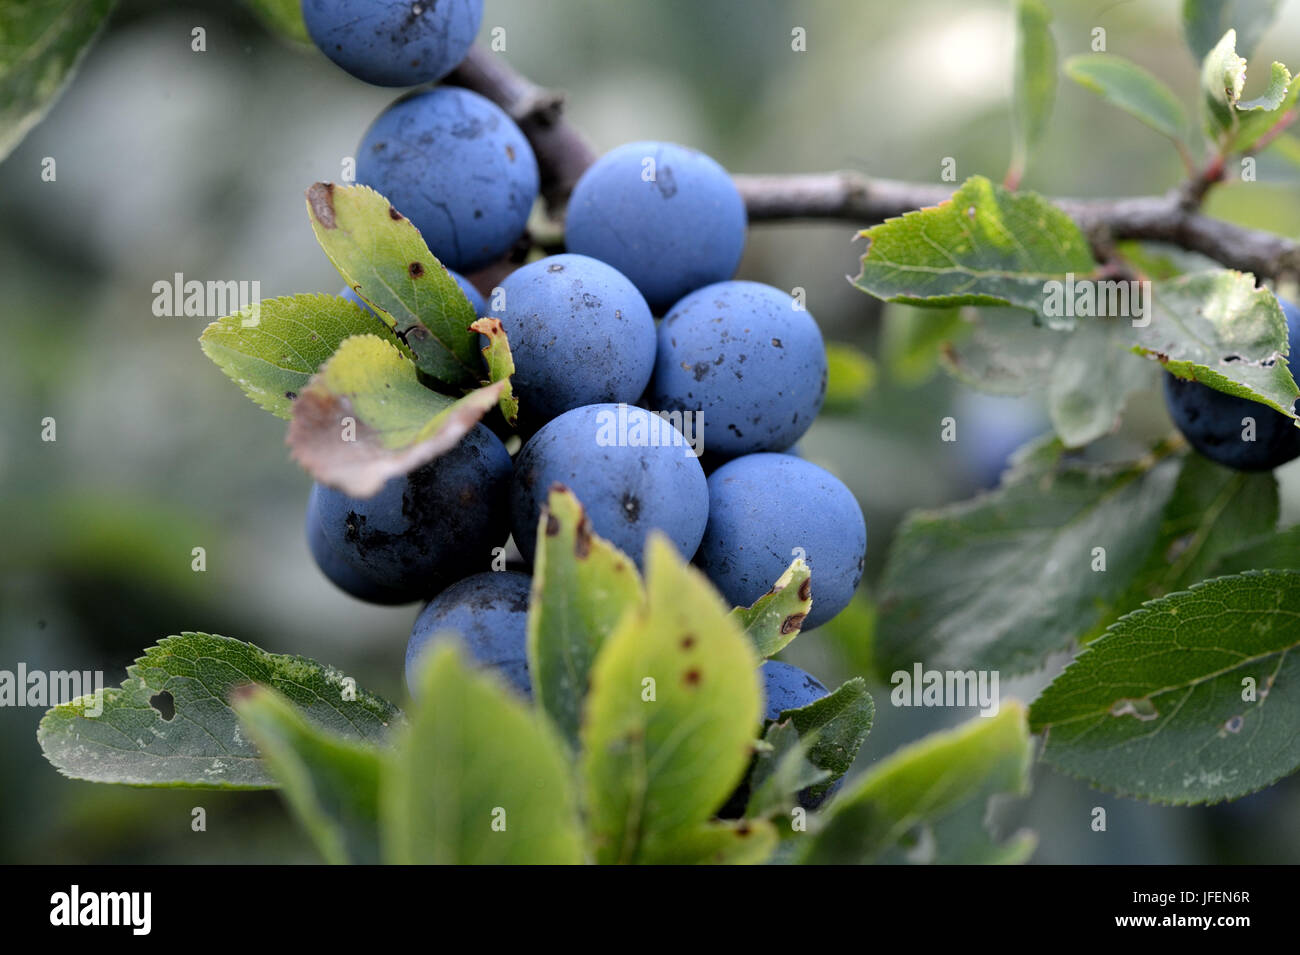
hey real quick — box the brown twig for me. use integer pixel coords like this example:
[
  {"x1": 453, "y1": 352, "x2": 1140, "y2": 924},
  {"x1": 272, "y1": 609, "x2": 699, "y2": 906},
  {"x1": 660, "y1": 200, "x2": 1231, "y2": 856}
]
[{"x1": 449, "y1": 46, "x2": 1300, "y2": 283}]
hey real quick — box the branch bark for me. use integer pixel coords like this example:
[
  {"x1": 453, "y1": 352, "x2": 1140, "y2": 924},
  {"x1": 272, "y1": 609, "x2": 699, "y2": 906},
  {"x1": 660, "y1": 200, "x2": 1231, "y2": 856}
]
[{"x1": 449, "y1": 46, "x2": 1300, "y2": 283}]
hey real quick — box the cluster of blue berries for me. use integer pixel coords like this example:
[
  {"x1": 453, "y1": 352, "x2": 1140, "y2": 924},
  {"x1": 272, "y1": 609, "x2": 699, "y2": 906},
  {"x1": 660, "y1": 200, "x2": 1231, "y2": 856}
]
[{"x1": 301, "y1": 1, "x2": 864, "y2": 723}]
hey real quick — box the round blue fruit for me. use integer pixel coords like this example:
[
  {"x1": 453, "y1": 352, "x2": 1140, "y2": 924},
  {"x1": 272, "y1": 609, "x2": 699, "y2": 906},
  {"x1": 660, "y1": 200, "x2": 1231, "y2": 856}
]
[
  {"x1": 306, "y1": 424, "x2": 512, "y2": 604},
  {"x1": 488, "y1": 254, "x2": 656, "y2": 423},
  {"x1": 564, "y1": 141, "x2": 747, "y2": 313},
  {"x1": 341, "y1": 265, "x2": 485, "y2": 318},
  {"x1": 761, "y1": 660, "x2": 828, "y2": 721},
  {"x1": 651, "y1": 281, "x2": 828, "y2": 457},
  {"x1": 511, "y1": 403, "x2": 709, "y2": 566},
  {"x1": 1164, "y1": 297, "x2": 1300, "y2": 472},
  {"x1": 760, "y1": 660, "x2": 838, "y2": 809},
  {"x1": 697, "y1": 453, "x2": 866, "y2": 630},
  {"x1": 405, "y1": 571, "x2": 532, "y2": 698},
  {"x1": 357, "y1": 87, "x2": 539, "y2": 273},
  {"x1": 302, "y1": 0, "x2": 483, "y2": 87}
]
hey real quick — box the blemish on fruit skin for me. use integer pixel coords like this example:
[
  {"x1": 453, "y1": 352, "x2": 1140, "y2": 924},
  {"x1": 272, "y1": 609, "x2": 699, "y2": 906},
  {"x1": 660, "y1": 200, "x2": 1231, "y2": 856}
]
[
  {"x1": 780, "y1": 613, "x2": 806, "y2": 634},
  {"x1": 307, "y1": 182, "x2": 337, "y2": 228}
]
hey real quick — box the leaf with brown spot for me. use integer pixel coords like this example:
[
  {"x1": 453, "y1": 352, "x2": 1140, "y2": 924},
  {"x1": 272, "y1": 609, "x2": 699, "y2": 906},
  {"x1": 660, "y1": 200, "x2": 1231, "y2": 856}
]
[
  {"x1": 729, "y1": 558, "x2": 812, "y2": 658},
  {"x1": 637, "y1": 818, "x2": 777, "y2": 865},
  {"x1": 287, "y1": 334, "x2": 503, "y2": 497},
  {"x1": 526, "y1": 488, "x2": 643, "y2": 749},
  {"x1": 306, "y1": 183, "x2": 481, "y2": 387},
  {"x1": 581, "y1": 535, "x2": 761, "y2": 864},
  {"x1": 470, "y1": 317, "x2": 519, "y2": 427},
  {"x1": 199, "y1": 293, "x2": 409, "y2": 420}
]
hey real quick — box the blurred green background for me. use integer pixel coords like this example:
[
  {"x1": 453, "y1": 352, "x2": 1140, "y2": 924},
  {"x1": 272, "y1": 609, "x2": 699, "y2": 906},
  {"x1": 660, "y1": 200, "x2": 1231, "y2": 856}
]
[{"x1": 2, "y1": 0, "x2": 1299, "y2": 863}]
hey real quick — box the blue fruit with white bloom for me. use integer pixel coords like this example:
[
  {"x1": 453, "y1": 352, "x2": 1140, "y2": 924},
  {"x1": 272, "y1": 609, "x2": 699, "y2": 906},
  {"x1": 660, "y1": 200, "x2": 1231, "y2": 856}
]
[
  {"x1": 405, "y1": 571, "x2": 532, "y2": 697},
  {"x1": 564, "y1": 141, "x2": 747, "y2": 312},
  {"x1": 510, "y1": 403, "x2": 709, "y2": 566},
  {"x1": 652, "y1": 281, "x2": 828, "y2": 457},
  {"x1": 489, "y1": 254, "x2": 656, "y2": 423},
  {"x1": 302, "y1": 0, "x2": 483, "y2": 88},
  {"x1": 697, "y1": 453, "x2": 866, "y2": 630},
  {"x1": 761, "y1": 660, "x2": 828, "y2": 722},
  {"x1": 306, "y1": 424, "x2": 512, "y2": 604},
  {"x1": 357, "y1": 87, "x2": 539, "y2": 272},
  {"x1": 1163, "y1": 297, "x2": 1300, "y2": 472}
]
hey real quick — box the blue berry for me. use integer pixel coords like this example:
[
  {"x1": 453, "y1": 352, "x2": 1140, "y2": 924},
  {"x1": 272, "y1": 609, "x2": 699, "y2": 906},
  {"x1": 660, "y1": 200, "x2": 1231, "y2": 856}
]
[
  {"x1": 697, "y1": 453, "x2": 866, "y2": 629},
  {"x1": 306, "y1": 424, "x2": 512, "y2": 603},
  {"x1": 761, "y1": 660, "x2": 828, "y2": 721},
  {"x1": 405, "y1": 571, "x2": 532, "y2": 697},
  {"x1": 357, "y1": 87, "x2": 539, "y2": 272},
  {"x1": 510, "y1": 403, "x2": 709, "y2": 566},
  {"x1": 302, "y1": 0, "x2": 483, "y2": 88},
  {"x1": 652, "y1": 281, "x2": 827, "y2": 457},
  {"x1": 564, "y1": 141, "x2": 747, "y2": 313},
  {"x1": 489, "y1": 254, "x2": 656, "y2": 423},
  {"x1": 1164, "y1": 297, "x2": 1300, "y2": 472}
]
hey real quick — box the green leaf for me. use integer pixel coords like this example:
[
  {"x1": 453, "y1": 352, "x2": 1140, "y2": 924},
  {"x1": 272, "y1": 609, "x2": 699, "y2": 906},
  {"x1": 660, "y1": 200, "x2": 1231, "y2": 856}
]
[
  {"x1": 1238, "y1": 60, "x2": 1292, "y2": 111},
  {"x1": 1093, "y1": 453, "x2": 1278, "y2": 639},
  {"x1": 1010, "y1": 0, "x2": 1057, "y2": 178},
  {"x1": 745, "y1": 721, "x2": 830, "y2": 820},
  {"x1": 241, "y1": 0, "x2": 310, "y2": 44},
  {"x1": 1047, "y1": 316, "x2": 1157, "y2": 448},
  {"x1": 1064, "y1": 54, "x2": 1188, "y2": 142},
  {"x1": 580, "y1": 535, "x2": 762, "y2": 864},
  {"x1": 287, "y1": 333, "x2": 505, "y2": 497},
  {"x1": 853, "y1": 177, "x2": 1098, "y2": 326},
  {"x1": 199, "y1": 293, "x2": 408, "y2": 420},
  {"x1": 1209, "y1": 525, "x2": 1300, "y2": 574},
  {"x1": 877, "y1": 438, "x2": 1183, "y2": 675},
  {"x1": 0, "y1": 0, "x2": 114, "y2": 162},
  {"x1": 468, "y1": 316, "x2": 519, "y2": 427},
  {"x1": 823, "y1": 342, "x2": 876, "y2": 409},
  {"x1": 775, "y1": 677, "x2": 874, "y2": 803},
  {"x1": 639, "y1": 819, "x2": 778, "y2": 865},
  {"x1": 306, "y1": 182, "x2": 481, "y2": 387},
  {"x1": 1031, "y1": 571, "x2": 1300, "y2": 804},
  {"x1": 881, "y1": 305, "x2": 967, "y2": 386},
  {"x1": 233, "y1": 686, "x2": 383, "y2": 864},
  {"x1": 382, "y1": 644, "x2": 583, "y2": 864},
  {"x1": 1202, "y1": 29, "x2": 1249, "y2": 137},
  {"x1": 798, "y1": 704, "x2": 1034, "y2": 864},
  {"x1": 527, "y1": 487, "x2": 644, "y2": 748},
  {"x1": 941, "y1": 307, "x2": 1060, "y2": 396},
  {"x1": 728, "y1": 558, "x2": 812, "y2": 658},
  {"x1": 1183, "y1": 0, "x2": 1282, "y2": 61},
  {"x1": 37, "y1": 632, "x2": 402, "y2": 788},
  {"x1": 1268, "y1": 131, "x2": 1300, "y2": 166},
  {"x1": 1131, "y1": 271, "x2": 1299, "y2": 421},
  {"x1": 1232, "y1": 70, "x2": 1298, "y2": 152}
]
